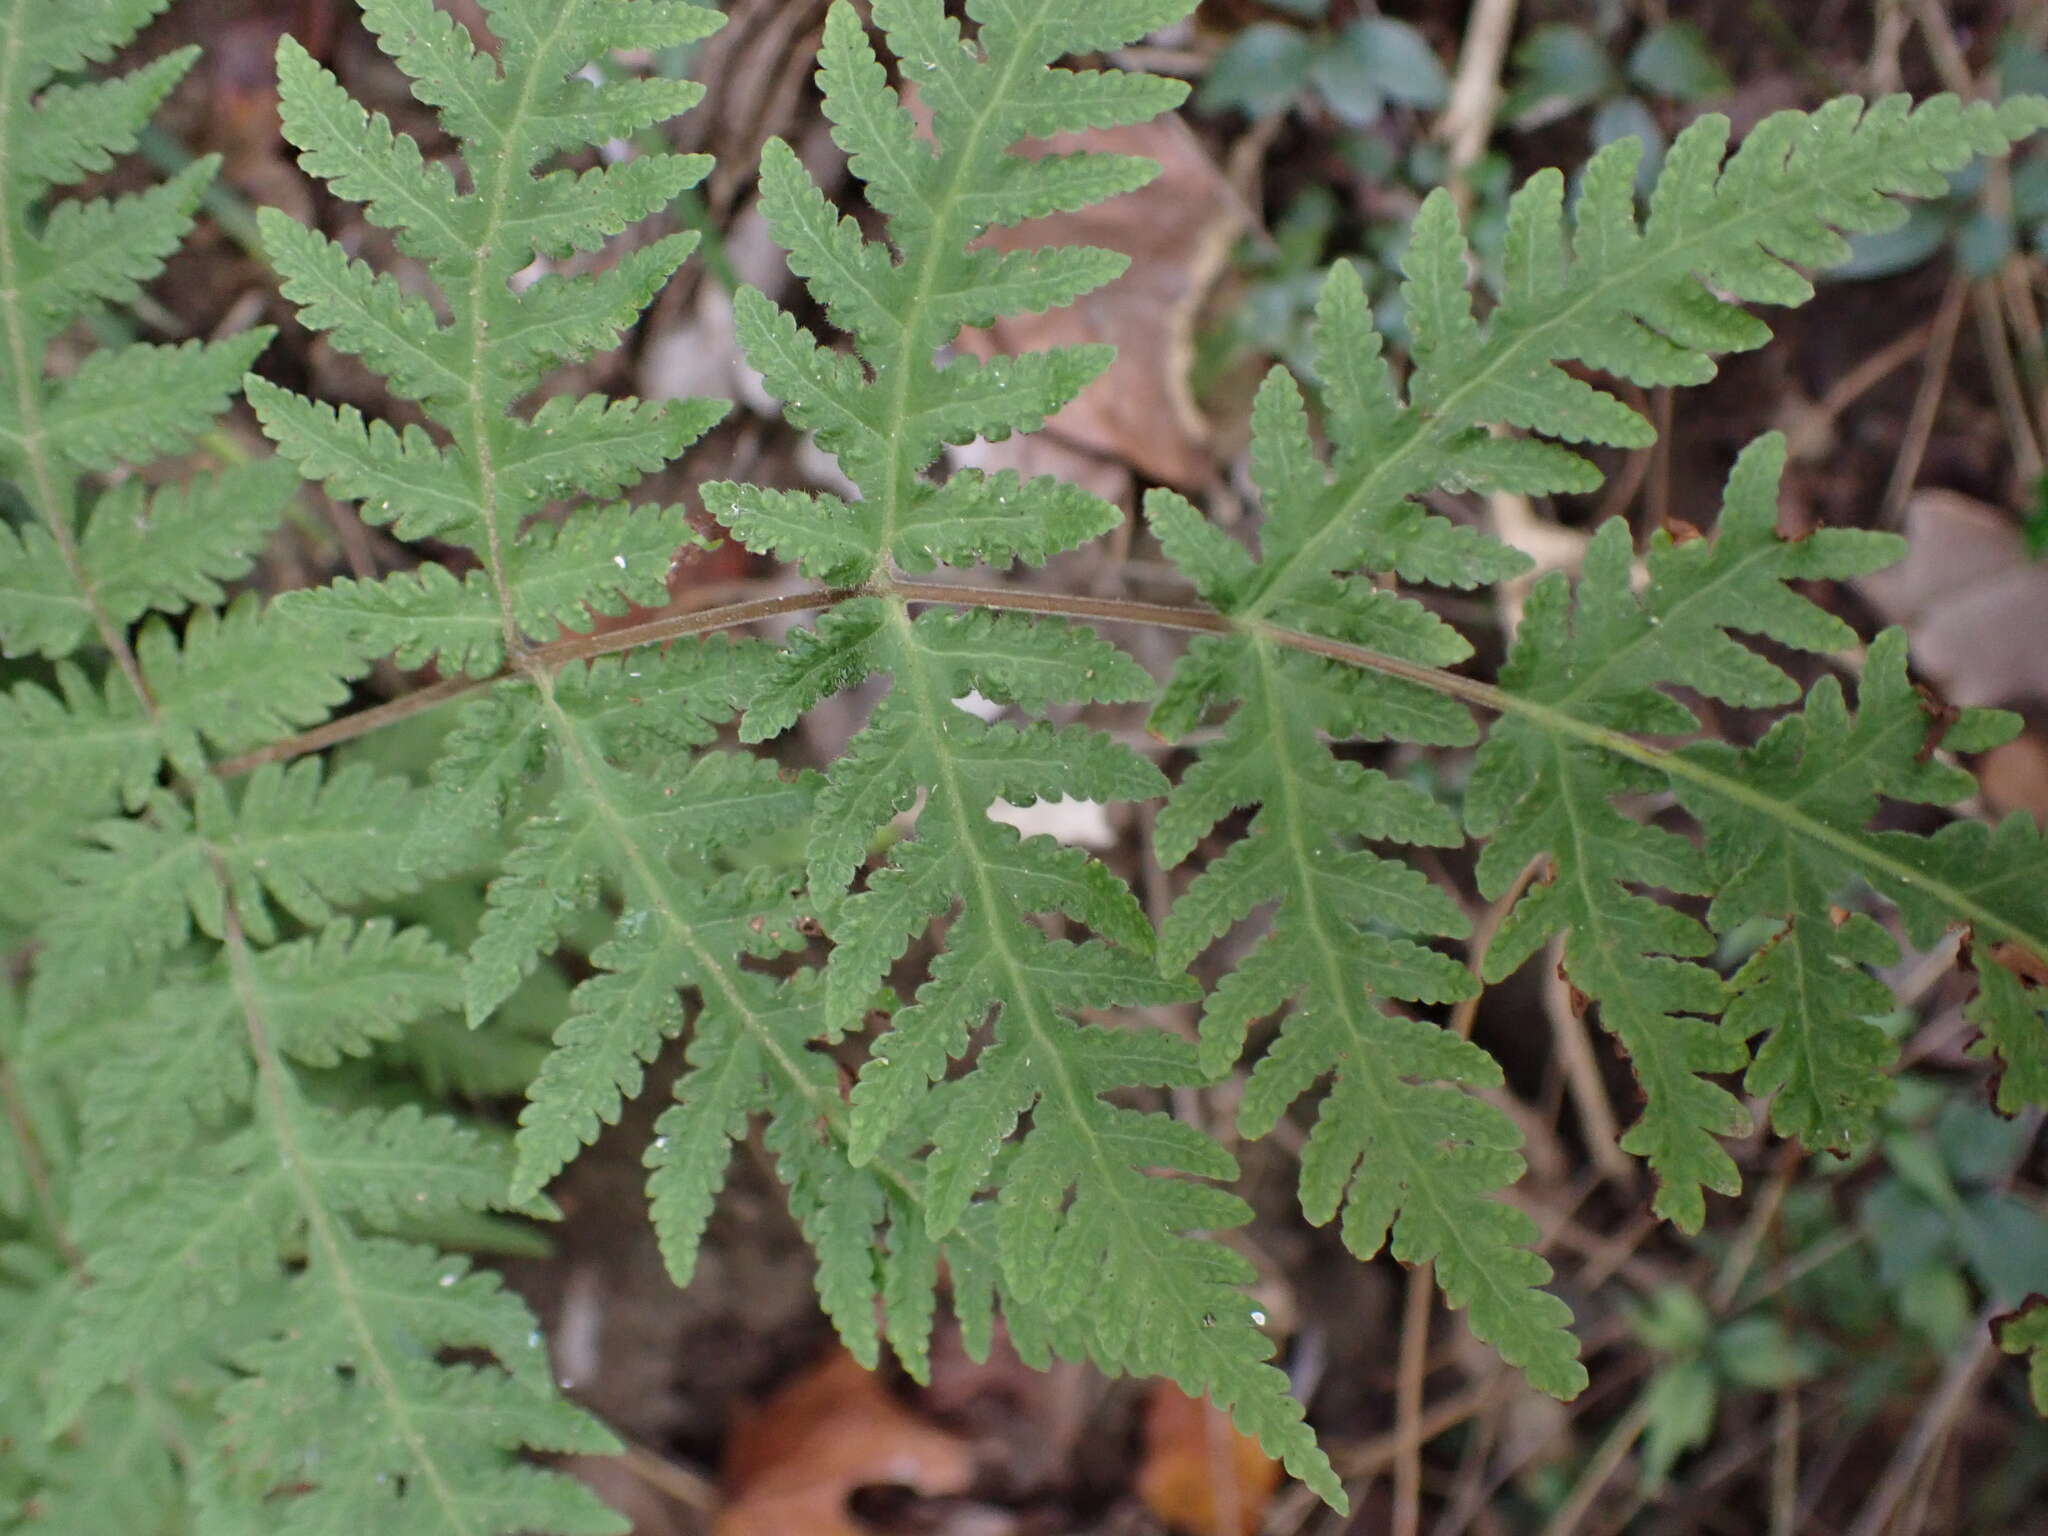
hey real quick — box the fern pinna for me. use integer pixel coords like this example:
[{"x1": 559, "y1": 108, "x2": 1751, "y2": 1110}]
[
  {"x1": 2, "y1": 1, "x2": 696, "y2": 1532},
  {"x1": 4, "y1": 0, "x2": 2048, "y2": 1528}
]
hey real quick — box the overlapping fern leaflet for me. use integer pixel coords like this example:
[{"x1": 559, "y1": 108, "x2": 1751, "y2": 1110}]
[
  {"x1": 1154, "y1": 94, "x2": 2048, "y2": 1336},
  {"x1": 701, "y1": 0, "x2": 1336, "y2": 1496},
  {"x1": 1469, "y1": 438, "x2": 2007, "y2": 1229},
  {"x1": 253, "y1": 0, "x2": 1208, "y2": 1482},
  {"x1": 29, "y1": 768, "x2": 629, "y2": 1536},
  {"x1": 2, "y1": 2, "x2": 655, "y2": 1531},
  {"x1": 254, "y1": 0, "x2": 728, "y2": 675},
  {"x1": 0, "y1": 0, "x2": 320, "y2": 919}
]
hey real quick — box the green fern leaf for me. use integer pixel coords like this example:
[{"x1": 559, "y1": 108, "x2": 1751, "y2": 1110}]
[
  {"x1": 244, "y1": 385, "x2": 482, "y2": 542},
  {"x1": 19, "y1": 45, "x2": 194, "y2": 188},
  {"x1": 50, "y1": 1131, "x2": 299, "y2": 1424},
  {"x1": 17, "y1": 0, "x2": 2038, "y2": 1513},
  {"x1": 1, "y1": 460, "x2": 298, "y2": 658},
  {"x1": 33, "y1": 333, "x2": 272, "y2": 473},
  {"x1": 254, "y1": 918, "x2": 467, "y2": 1068},
  {"x1": 1968, "y1": 949, "x2": 2048, "y2": 1116},
  {"x1": 1208, "y1": 98, "x2": 2048, "y2": 632},
  {"x1": 1676, "y1": 628, "x2": 2042, "y2": 1110},
  {"x1": 719, "y1": 0, "x2": 1352, "y2": 1493},
  {"x1": 511, "y1": 860, "x2": 807, "y2": 1202},
  {"x1": 0, "y1": 663, "x2": 156, "y2": 811},
  {"x1": 1151, "y1": 278, "x2": 1582, "y2": 1395},
  {"x1": 705, "y1": 0, "x2": 1179, "y2": 582},
  {"x1": 1146, "y1": 92, "x2": 2047, "y2": 1395},
  {"x1": 32, "y1": 160, "x2": 216, "y2": 335},
  {"x1": 252, "y1": 0, "x2": 728, "y2": 770},
  {"x1": 138, "y1": 594, "x2": 358, "y2": 770},
  {"x1": 1472, "y1": 445, "x2": 2040, "y2": 1231},
  {"x1": 1996, "y1": 1297, "x2": 2048, "y2": 1415},
  {"x1": 1, "y1": 5, "x2": 641, "y2": 1530}
]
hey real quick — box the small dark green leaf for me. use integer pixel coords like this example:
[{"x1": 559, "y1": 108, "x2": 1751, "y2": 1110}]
[
  {"x1": 1505, "y1": 24, "x2": 1617, "y2": 125},
  {"x1": 1956, "y1": 206, "x2": 2016, "y2": 275},
  {"x1": 1627, "y1": 23, "x2": 1730, "y2": 102},
  {"x1": 1591, "y1": 95, "x2": 1666, "y2": 192},
  {"x1": 1199, "y1": 25, "x2": 1316, "y2": 118},
  {"x1": 1833, "y1": 202, "x2": 1958, "y2": 279},
  {"x1": 1312, "y1": 19, "x2": 1447, "y2": 121}
]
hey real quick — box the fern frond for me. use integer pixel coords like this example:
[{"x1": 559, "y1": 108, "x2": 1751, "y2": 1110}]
[
  {"x1": 45, "y1": 909, "x2": 617, "y2": 1536},
  {"x1": 1674, "y1": 628, "x2": 2045, "y2": 1129},
  {"x1": 27, "y1": 733, "x2": 614, "y2": 1535},
  {"x1": 59, "y1": 1095, "x2": 622, "y2": 1535},
  {"x1": 507, "y1": 851, "x2": 808, "y2": 1198},
  {"x1": 255, "y1": 918, "x2": 468, "y2": 1068},
  {"x1": 1150, "y1": 282, "x2": 1583, "y2": 1395},
  {"x1": 1150, "y1": 92, "x2": 2046, "y2": 1389},
  {"x1": 255, "y1": 0, "x2": 725, "y2": 623},
  {"x1": 447, "y1": 638, "x2": 1021, "y2": 1388},
  {"x1": 0, "y1": 1244, "x2": 201, "y2": 1536},
  {"x1": 1466, "y1": 439, "x2": 2037, "y2": 1227},
  {"x1": 12, "y1": 0, "x2": 2039, "y2": 1512},
  {"x1": 700, "y1": 0, "x2": 1180, "y2": 581},
  {"x1": 719, "y1": 1, "x2": 1338, "y2": 1493},
  {"x1": 0, "y1": 0, "x2": 306, "y2": 824},
  {"x1": 1154, "y1": 97, "x2": 2048, "y2": 656},
  {"x1": 250, "y1": 29, "x2": 765, "y2": 1450},
  {"x1": 3, "y1": 2, "x2": 707, "y2": 1529}
]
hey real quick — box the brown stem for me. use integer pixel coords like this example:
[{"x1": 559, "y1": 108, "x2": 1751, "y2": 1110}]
[
  {"x1": 213, "y1": 587, "x2": 855, "y2": 777},
  {"x1": 195, "y1": 572, "x2": 2048, "y2": 951},
  {"x1": 216, "y1": 576, "x2": 1518, "y2": 778}
]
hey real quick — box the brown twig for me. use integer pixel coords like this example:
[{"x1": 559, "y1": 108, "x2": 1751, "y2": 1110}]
[
  {"x1": 1842, "y1": 1308, "x2": 2001, "y2": 1536},
  {"x1": 204, "y1": 573, "x2": 1483, "y2": 778},
  {"x1": 1782, "y1": 316, "x2": 1937, "y2": 463},
  {"x1": 1879, "y1": 269, "x2": 1968, "y2": 526},
  {"x1": 1447, "y1": 856, "x2": 1542, "y2": 1042},
  {"x1": 1971, "y1": 279, "x2": 2045, "y2": 487},
  {"x1": 1707, "y1": 1138, "x2": 1801, "y2": 1313},
  {"x1": 1436, "y1": 0, "x2": 1520, "y2": 204},
  {"x1": 1536, "y1": 1388, "x2": 1658, "y2": 1536},
  {"x1": 1770, "y1": 1385, "x2": 1802, "y2": 1536},
  {"x1": 1391, "y1": 1263, "x2": 1436, "y2": 1536},
  {"x1": 213, "y1": 586, "x2": 845, "y2": 776},
  {"x1": 1542, "y1": 936, "x2": 1635, "y2": 1187},
  {"x1": 618, "y1": 1440, "x2": 721, "y2": 1514}
]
